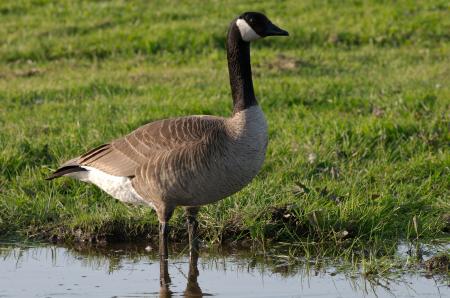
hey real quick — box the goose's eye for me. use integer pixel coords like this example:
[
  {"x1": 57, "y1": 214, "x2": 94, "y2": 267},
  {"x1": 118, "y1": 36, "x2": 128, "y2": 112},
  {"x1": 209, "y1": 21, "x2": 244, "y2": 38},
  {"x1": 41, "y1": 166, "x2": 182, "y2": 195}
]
[{"x1": 248, "y1": 18, "x2": 253, "y2": 23}]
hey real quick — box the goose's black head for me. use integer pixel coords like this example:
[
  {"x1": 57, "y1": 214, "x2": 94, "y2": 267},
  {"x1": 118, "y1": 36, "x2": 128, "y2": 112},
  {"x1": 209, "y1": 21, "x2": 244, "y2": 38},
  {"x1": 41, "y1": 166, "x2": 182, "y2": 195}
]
[{"x1": 236, "y1": 12, "x2": 289, "y2": 42}]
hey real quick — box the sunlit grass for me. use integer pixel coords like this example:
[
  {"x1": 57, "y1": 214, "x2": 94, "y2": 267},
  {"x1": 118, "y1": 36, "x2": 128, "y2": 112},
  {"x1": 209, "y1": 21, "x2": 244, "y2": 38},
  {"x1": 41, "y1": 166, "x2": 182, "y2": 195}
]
[{"x1": 0, "y1": 0, "x2": 449, "y2": 245}]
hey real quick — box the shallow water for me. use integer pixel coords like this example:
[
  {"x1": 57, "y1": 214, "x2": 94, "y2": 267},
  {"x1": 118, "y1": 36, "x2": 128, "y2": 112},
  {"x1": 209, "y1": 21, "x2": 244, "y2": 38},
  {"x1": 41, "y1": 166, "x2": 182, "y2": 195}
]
[{"x1": 0, "y1": 242, "x2": 448, "y2": 297}]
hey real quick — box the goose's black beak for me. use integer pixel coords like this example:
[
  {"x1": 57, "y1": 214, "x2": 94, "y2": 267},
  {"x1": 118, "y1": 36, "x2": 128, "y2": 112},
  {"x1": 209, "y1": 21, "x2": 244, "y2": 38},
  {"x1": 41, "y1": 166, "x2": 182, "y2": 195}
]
[{"x1": 265, "y1": 22, "x2": 289, "y2": 37}]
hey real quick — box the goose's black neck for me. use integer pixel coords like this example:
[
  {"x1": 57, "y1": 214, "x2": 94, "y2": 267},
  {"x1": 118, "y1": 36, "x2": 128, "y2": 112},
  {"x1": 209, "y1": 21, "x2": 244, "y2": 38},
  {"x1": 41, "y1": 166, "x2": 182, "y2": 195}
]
[{"x1": 227, "y1": 20, "x2": 257, "y2": 114}]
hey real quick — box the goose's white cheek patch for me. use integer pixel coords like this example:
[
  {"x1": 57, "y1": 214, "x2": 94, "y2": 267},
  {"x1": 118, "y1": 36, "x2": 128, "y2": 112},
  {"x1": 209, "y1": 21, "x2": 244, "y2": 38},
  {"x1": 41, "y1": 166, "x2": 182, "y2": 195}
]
[{"x1": 236, "y1": 19, "x2": 261, "y2": 42}]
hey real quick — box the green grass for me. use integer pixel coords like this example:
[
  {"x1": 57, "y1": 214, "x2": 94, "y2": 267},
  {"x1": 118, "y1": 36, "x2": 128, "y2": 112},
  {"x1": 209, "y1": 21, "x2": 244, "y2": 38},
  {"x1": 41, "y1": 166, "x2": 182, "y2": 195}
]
[{"x1": 0, "y1": 0, "x2": 449, "y2": 245}]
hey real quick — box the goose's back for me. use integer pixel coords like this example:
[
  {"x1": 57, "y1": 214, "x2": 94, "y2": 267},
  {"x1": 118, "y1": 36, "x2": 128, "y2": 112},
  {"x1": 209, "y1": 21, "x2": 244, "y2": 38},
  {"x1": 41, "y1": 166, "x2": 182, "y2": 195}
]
[{"x1": 78, "y1": 115, "x2": 224, "y2": 177}]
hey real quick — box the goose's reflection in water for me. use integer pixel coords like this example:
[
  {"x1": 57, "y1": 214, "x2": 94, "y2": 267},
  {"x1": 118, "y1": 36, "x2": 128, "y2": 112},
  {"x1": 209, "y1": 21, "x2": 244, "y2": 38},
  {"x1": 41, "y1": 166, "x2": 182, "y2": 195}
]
[
  {"x1": 160, "y1": 245, "x2": 203, "y2": 298},
  {"x1": 159, "y1": 256, "x2": 172, "y2": 297},
  {"x1": 0, "y1": 242, "x2": 449, "y2": 297},
  {"x1": 183, "y1": 248, "x2": 202, "y2": 297}
]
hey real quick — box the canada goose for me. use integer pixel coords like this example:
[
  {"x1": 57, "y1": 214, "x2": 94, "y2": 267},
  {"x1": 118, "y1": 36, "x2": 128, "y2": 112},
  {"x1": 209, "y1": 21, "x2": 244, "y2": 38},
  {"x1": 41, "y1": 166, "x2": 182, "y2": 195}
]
[{"x1": 47, "y1": 12, "x2": 288, "y2": 258}]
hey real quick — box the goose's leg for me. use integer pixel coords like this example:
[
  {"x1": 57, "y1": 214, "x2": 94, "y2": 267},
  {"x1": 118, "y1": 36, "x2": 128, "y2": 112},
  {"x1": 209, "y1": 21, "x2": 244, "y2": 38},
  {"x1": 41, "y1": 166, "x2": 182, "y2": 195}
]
[
  {"x1": 184, "y1": 207, "x2": 200, "y2": 254},
  {"x1": 158, "y1": 205, "x2": 174, "y2": 294},
  {"x1": 159, "y1": 223, "x2": 171, "y2": 293},
  {"x1": 159, "y1": 222, "x2": 170, "y2": 259},
  {"x1": 158, "y1": 205, "x2": 174, "y2": 260}
]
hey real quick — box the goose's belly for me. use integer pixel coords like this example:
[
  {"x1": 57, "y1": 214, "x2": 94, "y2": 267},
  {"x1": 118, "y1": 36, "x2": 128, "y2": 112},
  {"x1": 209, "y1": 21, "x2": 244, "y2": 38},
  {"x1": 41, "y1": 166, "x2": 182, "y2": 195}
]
[{"x1": 182, "y1": 138, "x2": 268, "y2": 205}]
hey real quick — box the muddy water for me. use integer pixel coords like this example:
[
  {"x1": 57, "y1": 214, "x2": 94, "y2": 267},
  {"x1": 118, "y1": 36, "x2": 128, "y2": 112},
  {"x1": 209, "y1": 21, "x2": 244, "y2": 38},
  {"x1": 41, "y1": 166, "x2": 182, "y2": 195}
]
[{"x1": 0, "y1": 242, "x2": 448, "y2": 297}]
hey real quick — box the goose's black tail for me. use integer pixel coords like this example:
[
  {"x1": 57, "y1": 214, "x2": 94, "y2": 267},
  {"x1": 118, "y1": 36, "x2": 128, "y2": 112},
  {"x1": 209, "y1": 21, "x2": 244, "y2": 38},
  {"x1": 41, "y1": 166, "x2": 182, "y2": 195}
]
[{"x1": 46, "y1": 165, "x2": 87, "y2": 180}]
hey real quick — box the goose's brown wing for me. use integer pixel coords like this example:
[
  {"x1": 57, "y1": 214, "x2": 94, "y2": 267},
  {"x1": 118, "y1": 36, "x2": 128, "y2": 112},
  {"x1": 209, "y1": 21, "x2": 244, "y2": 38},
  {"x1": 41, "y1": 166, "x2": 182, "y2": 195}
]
[{"x1": 75, "y1": 115, "x2": 225, "y2": 177}]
